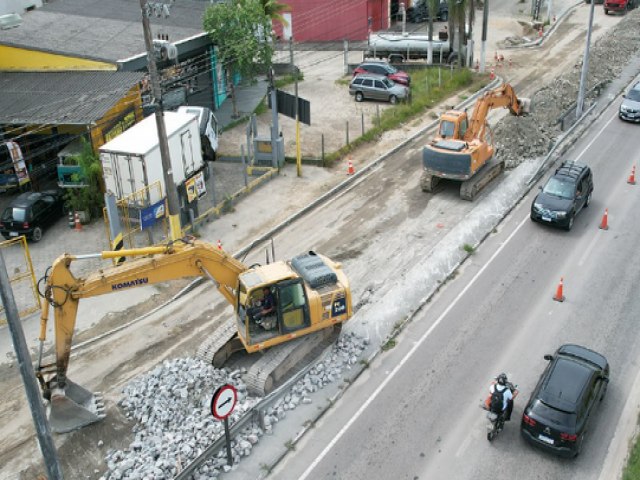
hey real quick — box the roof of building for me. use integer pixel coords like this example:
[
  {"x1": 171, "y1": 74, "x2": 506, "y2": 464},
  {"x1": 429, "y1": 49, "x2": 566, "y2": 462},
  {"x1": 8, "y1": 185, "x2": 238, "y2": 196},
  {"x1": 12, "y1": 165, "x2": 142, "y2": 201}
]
[
  {"x1": 0, "y1": 0, "x2": 214, "y2": 63},
  {"x1": 0, "y1": 71, "x2": 144, "y2": 125}
]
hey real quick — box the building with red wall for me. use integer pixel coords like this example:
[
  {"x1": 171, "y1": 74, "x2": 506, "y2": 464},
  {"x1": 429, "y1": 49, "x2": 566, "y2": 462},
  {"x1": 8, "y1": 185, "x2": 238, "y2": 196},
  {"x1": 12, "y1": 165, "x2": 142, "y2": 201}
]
[{"x1": 273, "y1": 0, "x2": 390, "y2": 42}]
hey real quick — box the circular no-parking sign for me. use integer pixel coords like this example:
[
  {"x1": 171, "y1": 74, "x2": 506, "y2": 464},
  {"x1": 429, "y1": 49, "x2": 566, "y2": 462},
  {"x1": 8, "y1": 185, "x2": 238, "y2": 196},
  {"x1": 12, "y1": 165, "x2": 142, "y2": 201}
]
[{"x1": 211, "y1": 384, "x2": 237, "y2": 420}]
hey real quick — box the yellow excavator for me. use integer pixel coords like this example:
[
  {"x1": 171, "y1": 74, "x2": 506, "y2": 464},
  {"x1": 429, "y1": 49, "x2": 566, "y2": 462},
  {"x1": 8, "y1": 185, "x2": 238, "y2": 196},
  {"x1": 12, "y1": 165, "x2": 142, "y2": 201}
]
[
  {"x1": 36, "y1": 238, "x2": 352, "y2": 433},
  {"x1": 421, "y1": 83, "x2": 530, "y2": 200}
]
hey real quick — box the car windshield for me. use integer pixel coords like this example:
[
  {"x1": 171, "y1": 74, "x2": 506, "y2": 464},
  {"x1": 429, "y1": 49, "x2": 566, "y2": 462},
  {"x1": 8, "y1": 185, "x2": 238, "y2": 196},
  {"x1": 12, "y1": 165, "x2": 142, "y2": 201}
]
[
  {"x1": 627, "y1": 89, "x2": 640, "y2": 102},
  {"x1": 382, "y1": 77, "x2": 394, "y2": 88},
  {"x1": 543, "y1": 177, "x2": 574, "y2": 199}
]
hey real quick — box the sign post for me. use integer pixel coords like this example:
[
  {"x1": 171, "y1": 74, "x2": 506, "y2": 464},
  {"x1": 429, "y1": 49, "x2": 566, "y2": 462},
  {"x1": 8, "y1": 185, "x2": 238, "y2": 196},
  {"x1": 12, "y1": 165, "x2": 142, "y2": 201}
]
[{"x1": 211, "y1": 384, "x2": 238, "y2": 466}]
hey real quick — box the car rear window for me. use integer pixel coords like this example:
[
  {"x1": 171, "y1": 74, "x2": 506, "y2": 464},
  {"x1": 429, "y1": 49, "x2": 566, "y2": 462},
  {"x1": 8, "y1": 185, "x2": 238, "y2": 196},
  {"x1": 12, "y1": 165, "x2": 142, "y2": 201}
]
[
  {"x1": 9, "y1": 207, "x2": 27, "y2": 222},
  {"x1": 530, "y1": 398, "x2": 576, "y2": 428}
]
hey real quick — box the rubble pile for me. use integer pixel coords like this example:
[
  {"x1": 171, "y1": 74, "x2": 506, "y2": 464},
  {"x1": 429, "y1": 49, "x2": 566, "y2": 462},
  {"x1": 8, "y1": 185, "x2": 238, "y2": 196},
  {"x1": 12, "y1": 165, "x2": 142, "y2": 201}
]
[
  {"x1": 496, "y1": 10, "x2": 640, "y2": 168},
  {"x1": 101, "y1": 333, "x2": 366, "y2": 480}
]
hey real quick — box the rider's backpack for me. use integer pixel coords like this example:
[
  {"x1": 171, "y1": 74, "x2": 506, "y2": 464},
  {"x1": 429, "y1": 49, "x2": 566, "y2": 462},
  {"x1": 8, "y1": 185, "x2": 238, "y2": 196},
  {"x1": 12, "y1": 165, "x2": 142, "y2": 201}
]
[{"x1": 489, "y1": 386, "x2": 504, "y2": 414}]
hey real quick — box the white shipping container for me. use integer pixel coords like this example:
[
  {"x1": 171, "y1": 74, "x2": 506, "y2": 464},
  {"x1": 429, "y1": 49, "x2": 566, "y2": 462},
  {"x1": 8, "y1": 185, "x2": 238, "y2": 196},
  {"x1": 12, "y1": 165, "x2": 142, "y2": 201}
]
[{"x1": 99, "y1": 111, "x2": 203, "y2": 202}]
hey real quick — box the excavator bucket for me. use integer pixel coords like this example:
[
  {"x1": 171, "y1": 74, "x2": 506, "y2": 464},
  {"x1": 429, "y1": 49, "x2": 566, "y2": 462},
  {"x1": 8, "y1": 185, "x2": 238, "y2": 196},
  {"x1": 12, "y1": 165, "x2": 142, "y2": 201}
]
[
  {"x1": 48, "y1": 380, "x2": 106, "y2": 433},
  {"x1": 518, "y1": 98, "x2": 532, "y2": 114}
]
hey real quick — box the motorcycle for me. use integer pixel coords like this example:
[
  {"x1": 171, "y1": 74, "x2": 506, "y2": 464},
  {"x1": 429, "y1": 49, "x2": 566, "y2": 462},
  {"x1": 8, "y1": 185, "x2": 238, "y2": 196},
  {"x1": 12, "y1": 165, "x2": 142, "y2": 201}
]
[{"x1": 483, "y1": 381, "x2": 518, "y2": 442}]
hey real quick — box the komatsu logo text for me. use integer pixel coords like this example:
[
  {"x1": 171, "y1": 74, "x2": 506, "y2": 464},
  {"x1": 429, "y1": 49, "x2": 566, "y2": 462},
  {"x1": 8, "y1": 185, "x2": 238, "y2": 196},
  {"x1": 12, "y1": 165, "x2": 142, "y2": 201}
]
[{"x1": 111, "y1": 277, "x2": 149, "y2": 291}]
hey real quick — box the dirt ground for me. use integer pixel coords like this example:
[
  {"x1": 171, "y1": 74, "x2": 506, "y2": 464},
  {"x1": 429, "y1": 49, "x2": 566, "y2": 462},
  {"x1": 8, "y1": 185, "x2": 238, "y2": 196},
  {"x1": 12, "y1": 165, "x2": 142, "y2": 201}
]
[{"x1": 0, "y1": 3, "x2": 631, "y2": 478}]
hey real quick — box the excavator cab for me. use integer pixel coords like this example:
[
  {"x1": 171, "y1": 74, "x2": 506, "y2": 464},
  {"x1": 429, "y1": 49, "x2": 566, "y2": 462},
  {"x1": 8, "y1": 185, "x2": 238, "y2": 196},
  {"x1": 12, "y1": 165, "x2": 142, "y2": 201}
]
[
  {"x1": 437, "y1": 111, "x2": 468, "y2": 140},
  {"x1": 238, "y1": 279, "x2": 311, "y2": 345}
]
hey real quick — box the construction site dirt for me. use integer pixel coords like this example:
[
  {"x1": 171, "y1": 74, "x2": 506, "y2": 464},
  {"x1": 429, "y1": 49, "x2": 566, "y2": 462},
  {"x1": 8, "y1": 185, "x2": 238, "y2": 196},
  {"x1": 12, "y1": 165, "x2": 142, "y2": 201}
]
[{"x1": 2, "y1": 2, "x2": 640, "y2": 479}]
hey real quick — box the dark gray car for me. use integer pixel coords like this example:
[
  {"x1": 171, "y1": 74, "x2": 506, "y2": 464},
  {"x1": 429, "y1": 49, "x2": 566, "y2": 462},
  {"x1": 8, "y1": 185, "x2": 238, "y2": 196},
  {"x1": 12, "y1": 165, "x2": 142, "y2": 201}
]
[
  {"x1": 349, "y1": 73, "x2": 409, "y2": 104},
  {"x1": 619, "y1": 82, "x2": 640, "y2": 123}
]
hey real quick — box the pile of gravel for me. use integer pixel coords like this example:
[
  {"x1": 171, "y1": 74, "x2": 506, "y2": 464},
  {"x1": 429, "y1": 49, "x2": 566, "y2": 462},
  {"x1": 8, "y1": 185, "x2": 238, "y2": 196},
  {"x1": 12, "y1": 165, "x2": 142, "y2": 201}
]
[
  {"x1": 100, "y1": 332, "x2": 367, "y2": 480},
  {"x1": 496, "y1": 10, "x2": 640, "y2": 168}
]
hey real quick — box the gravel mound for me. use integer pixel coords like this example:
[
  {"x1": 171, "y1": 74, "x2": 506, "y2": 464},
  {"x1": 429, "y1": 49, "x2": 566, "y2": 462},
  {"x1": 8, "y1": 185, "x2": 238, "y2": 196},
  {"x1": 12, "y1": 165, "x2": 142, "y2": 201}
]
[
  {"x1": 496, "y1": 10, "x2": 640, "y2": 168},
  {"x1": 100, "y1": 333, "x2": 366, "y2": 479}
]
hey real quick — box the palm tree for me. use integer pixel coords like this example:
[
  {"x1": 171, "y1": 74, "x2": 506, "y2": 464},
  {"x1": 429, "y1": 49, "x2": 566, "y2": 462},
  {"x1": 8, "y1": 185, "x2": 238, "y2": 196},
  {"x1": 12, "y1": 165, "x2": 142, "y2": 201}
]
[{"x1": 260, "y1": 0, "x2": 289, "y2": 26}]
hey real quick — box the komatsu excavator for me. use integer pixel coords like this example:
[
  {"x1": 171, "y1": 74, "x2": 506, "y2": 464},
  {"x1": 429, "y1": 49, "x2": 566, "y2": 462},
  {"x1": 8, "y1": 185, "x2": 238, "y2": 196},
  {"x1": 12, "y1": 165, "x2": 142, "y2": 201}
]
[
  {"x1": 36, "y1": 238, "x2": 352, "y2": 433},
  {"x1": 421, "y1": 83, "x2": 530, "y2": 200}
]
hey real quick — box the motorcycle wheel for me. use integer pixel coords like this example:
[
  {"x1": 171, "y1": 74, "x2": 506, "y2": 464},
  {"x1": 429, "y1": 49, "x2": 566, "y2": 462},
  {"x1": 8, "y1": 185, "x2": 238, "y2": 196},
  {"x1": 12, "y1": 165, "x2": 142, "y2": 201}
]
[{"x1": 487, "y1": 431, "x2": 495, "y2": 442}]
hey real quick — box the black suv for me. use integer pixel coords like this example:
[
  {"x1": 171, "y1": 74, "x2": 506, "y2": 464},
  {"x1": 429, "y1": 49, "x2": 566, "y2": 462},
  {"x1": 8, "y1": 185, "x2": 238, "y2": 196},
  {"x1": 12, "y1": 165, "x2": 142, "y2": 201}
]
[
  {"x1": 530, "y1": 161, "x2": 594, "y2": 231},
  {"x1": 0, "y1": 191, "x2": 65, "y2": 242},
  {"x1": 407, "y1": 0, "x2": 449, "y2": 22},
  {"x1": 521, "y1": 344, "x2": 609, "y2": 457}
]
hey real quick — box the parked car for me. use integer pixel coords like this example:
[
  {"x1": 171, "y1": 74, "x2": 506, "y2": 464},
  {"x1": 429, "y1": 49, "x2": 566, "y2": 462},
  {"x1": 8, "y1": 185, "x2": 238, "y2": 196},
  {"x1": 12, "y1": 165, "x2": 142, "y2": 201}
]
[
  {"x1": 349, "y1": 73, "x2": 410, "y2": 104},
  {"x1": 406, "y1": 0, "x2": 449, "y2": 22},
  {"x1": 352, "y1": 61, "x2": 411, "y2": 86},
  {"x1": 604, "y1": 0, "x2": 636, "y2": 14},
  {"x1": 530, "y1": 161, "x2": 594, "y2": 231},
  {"x1": 0, "y1": 190, "x2": 66, "y2": 242},
  {"x1": 521, "y1": 344, "x2": 609, "y2": 457},
  {"x1": 619, "y1": 82, "x2": 640, "y2": 122}
]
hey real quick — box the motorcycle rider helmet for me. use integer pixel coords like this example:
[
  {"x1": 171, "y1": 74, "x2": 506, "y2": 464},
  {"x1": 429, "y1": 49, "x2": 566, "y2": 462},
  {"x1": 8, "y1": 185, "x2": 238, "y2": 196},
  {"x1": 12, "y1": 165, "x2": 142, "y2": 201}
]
[{"x1": 497, "y1": 373, "x2": 508, "y2": 385}]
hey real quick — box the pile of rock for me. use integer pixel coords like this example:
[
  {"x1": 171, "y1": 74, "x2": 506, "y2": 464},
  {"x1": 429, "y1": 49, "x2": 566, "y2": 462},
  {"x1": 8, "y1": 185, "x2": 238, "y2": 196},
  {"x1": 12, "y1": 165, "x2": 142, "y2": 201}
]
[
  {"x1": 100, "y1": 332, "x2": 367, "y2": 479},
  {"x1": 495, "y1": 10, "x2": 640, "y2": 168}
]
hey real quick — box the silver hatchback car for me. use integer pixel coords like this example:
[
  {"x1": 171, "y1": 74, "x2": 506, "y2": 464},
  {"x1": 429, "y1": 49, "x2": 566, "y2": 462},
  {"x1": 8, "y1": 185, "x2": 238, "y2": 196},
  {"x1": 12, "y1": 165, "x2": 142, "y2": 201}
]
[
  {"x1": 619, "y1": 82, "x2": 640, "y2": 123},
  {"x1": 349, "y1": 73, "x2": 409, "y2": 104}
]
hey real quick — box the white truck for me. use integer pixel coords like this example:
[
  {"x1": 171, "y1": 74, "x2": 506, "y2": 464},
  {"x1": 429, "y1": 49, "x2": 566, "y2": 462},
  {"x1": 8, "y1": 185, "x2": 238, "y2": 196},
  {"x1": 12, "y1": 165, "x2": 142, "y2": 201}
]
[
  {"x1": 100, "y1": 108, "x2": 215, "y2": 202},
  {"x1": 365, "y1": 31, "x2": 466, "y2": 65}
]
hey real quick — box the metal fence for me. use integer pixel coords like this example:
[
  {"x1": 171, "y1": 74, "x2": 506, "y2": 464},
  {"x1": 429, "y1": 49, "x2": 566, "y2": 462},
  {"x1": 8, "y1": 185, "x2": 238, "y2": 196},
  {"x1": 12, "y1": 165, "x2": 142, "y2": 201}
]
[{"x1": 0, "y1": 235, "x2": 39, "y2": 325}]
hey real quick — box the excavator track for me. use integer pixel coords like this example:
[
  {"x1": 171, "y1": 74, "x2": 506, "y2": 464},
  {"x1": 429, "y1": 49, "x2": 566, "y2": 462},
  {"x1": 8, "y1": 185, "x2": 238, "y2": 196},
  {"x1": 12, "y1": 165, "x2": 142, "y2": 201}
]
[
  {"x1": 243, "y1": 324, "x2": 342, "y2": 397},
  {"x1": 459, "y1": 158, "x2": 504, "y2": 201},
  {"x1": 420, "y1": 170, "x2": 440, "y2": 192},
  {"x1": 196, "y1": 318, "x2": 244, "y2": 367}
]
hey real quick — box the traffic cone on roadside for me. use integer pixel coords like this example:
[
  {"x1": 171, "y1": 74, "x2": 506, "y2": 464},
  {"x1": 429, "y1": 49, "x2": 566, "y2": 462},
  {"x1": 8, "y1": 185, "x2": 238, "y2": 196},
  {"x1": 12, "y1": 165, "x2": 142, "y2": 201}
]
[
  {"x1": 509, "y1": 58, "x2": 513, "y2": 68},
  {"x1": 627, "y1": 166, "x2": 636, "y2": 185},
  {"x1": 475, "y1": 60, "x2": 479, "y2": 72},
  {"x1": 538, "y1": 26, "x2": 543, "y2": 38},
  {"x1": 217, "y1": 239, "x2": 222, "y2": 250},
  {"x1": 599, "y1": 208, "x2": 609, "y2": 230},
  {"x1": 74, "y1": 212, "x2": 82, "y2": 232},
  {"x1": 553, "y1": 277, "x2": 565, "y2": 302},
  {"x1": 489, "y1": 68, "x2": 495, "y2": 80},
  {"x1": 494, "y1": 51, "x2": 498, "y2": 61},
  {"x1": 347, "y1": 159, "x2": 355, "y2": 175}
]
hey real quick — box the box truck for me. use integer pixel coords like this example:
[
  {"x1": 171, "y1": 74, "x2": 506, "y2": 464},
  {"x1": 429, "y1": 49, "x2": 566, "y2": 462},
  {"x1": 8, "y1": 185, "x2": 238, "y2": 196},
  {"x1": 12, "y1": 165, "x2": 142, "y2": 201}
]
[{"x1": 100, "y1": 110, "x2": 212, "y2": 203}]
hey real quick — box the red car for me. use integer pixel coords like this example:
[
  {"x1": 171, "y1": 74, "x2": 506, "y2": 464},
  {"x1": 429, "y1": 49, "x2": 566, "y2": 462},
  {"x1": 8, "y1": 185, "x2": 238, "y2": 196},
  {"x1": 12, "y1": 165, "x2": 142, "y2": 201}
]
[
  {"x1": 604, "y1": 0, "x2": 636, "y2": 13},
  {"x1": 352, "y1": 62, "x2": 411, "y2": 86}
]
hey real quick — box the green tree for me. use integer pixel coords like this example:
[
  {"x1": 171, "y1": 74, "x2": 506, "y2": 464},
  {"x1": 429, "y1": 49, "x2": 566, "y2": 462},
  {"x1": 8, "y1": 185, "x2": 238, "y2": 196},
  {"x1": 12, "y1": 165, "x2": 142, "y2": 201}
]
[
  {"x1": 63, "y1": 140, "x2": 104, "y2": 220},
  {"x1": 204, "y1": 0, "x2": 275, "y2": 118},
  {"x1": 261, "y1": 0, "x2": 289, "y2": 25}
]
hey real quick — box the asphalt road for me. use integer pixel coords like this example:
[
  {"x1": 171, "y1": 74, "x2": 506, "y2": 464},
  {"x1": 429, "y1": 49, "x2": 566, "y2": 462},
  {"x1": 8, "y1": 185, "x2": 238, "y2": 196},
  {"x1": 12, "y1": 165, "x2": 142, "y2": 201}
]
[{"x1": 268, "y1": 90, "x2": 640, "y2": 478}]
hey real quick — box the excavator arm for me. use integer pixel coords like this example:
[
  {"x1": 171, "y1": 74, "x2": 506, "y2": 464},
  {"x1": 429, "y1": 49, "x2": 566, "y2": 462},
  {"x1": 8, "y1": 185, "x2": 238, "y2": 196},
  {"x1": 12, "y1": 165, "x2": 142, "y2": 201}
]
[
  {"x1": 36, "y1": 239, "x2": 247, "y2": 432},
  {"x1": 464, "y1": 83, "x2": 530, "y2": 142}
]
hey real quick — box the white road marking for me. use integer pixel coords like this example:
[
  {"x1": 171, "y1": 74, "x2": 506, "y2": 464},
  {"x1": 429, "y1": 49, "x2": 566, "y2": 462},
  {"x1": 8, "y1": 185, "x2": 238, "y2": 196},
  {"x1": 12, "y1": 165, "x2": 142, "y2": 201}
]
[
  {"x1": 573, "y1": 113, "x2": 616, "y2": 162},
  {"x1": 298, "y1": 215, "x2": 530, "y2": 480}
]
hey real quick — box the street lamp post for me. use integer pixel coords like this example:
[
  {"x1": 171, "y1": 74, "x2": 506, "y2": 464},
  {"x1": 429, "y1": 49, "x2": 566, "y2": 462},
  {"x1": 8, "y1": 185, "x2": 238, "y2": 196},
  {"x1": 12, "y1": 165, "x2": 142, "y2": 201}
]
[{"x1": 576, "y1": 0, "x2": 596, "y2": 119}]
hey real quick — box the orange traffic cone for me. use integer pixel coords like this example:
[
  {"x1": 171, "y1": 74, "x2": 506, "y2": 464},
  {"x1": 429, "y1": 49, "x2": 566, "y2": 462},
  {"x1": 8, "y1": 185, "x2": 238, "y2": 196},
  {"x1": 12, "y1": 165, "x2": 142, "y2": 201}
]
[
  {"x1": 627, "y1": 165, "x2": 636, "y2": 185},
  {"x1": 74, "y1": 212, "x2": 82, "y2": 232},
  {"x1": 217, "y1": 239, "x2": 222, "y2": 250},
  {"x1": 347, "y1": 160, "x2": 355, "y2": 175},
  {"x1": 509, "y1": 58, "x2": 513, "y2": 68},
  {"x1": 489, "y1": 68, "x2": 495, "y2": 80},
  {"x1": 475, "y1": 60, "x2": 479, "y2": 72},
  {"x1": 494, "y1": 51, "x2": 498, "y2": 61},
  {"x1": 553, "y1": 277, "x2": 565, "y2": 302},
  {"x1": 599, "y1": 209, "x2": 609, "y2": 230}
]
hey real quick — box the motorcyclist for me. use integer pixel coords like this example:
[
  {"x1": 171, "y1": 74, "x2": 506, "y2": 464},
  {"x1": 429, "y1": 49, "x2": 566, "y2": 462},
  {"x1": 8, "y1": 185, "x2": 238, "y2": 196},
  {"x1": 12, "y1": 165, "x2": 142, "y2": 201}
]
[{"x1": 485, "y1": 373, "x2": 518, "y2": 421}]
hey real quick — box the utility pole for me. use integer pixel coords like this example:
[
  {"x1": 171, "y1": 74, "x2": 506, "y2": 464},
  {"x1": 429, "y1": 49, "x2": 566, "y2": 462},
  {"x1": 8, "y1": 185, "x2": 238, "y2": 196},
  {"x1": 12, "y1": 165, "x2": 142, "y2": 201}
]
[
  {"x1": 0, "y1": 251, "x2": 64, "y2": 479},
  {"x1": 139, "y1": 0, "x2": 182, "y2": 241},
  {"x1": 576, "y1": 0, "x2": 595, "y2": 119}
]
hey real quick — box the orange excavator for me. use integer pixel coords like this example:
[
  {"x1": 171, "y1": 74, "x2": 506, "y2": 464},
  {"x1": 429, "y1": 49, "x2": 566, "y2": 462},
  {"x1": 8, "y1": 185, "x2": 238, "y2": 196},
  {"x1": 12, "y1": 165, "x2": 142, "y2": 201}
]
[{"x1": 421, "y1": 83, "x2": 530, "y2": 200}]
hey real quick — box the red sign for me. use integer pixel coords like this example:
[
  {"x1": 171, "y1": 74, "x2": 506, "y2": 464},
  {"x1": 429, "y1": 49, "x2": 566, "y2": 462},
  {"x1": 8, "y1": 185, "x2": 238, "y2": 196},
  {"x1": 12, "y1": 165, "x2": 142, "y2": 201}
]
[{"x1": 211, "y1": 384, "x2": 237, "y2": 420}]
